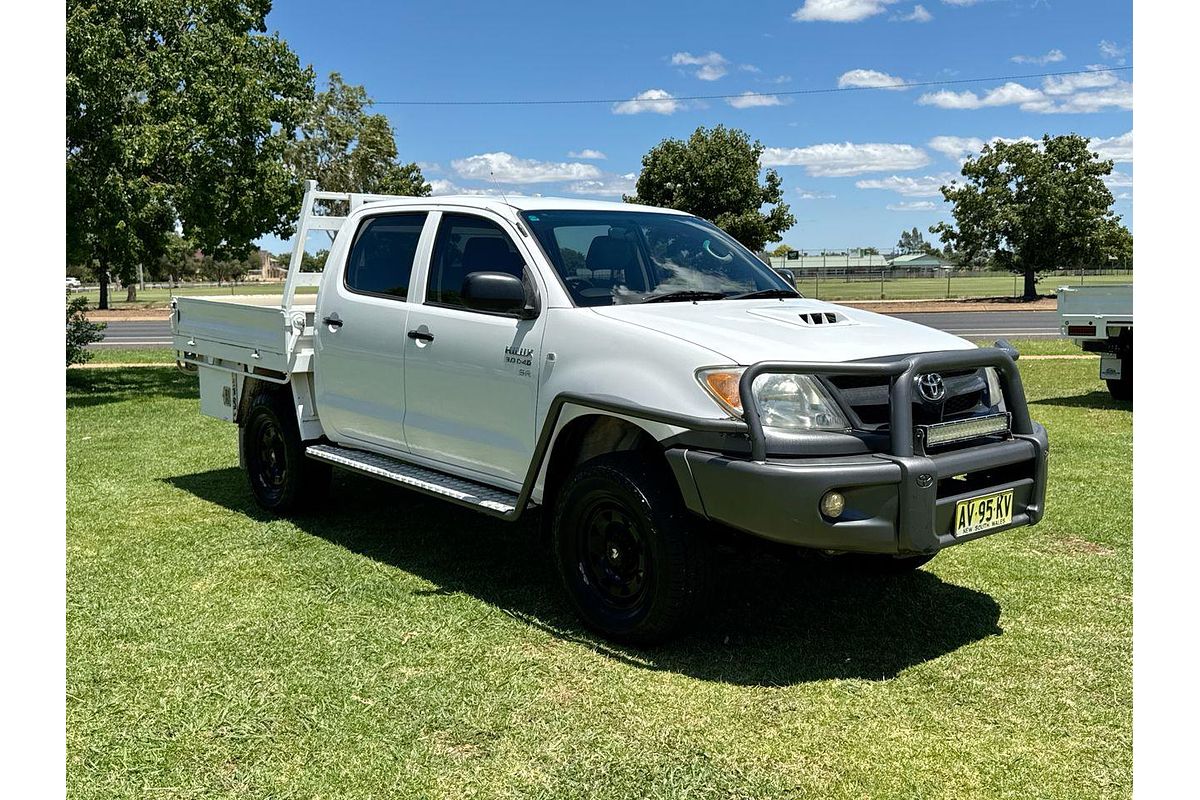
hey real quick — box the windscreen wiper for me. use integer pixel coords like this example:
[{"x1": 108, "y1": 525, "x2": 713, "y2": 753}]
[
  {"x1": 726, "y1": 288, "x2": 801, "y2": 300},
  {"x1": 639, "y1": 290, "x2": 729, "y2": 304}
]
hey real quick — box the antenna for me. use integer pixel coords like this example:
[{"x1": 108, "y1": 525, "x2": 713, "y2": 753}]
[{"x1": 488, "y1": 171, "x2": 510, "y2": 205}]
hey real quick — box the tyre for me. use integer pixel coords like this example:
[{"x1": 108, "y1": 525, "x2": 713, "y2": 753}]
[
  {"x1": 1106, "y1": 355, "x2": 1132, "y2": 401},
  {"x1": 552, "y1": 452, "x2": 711, "y2": 645},
  {"x1": 241, "y1": 390, "x2": 330, "y2": 514}
]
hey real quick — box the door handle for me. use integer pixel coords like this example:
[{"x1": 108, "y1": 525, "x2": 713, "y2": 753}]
[
  {"x1": 407, "y1": 329, "x2": 434, "y2": 342},
  {"x1": 323, "y1": 315, "x2": 343, "y2": 329}
]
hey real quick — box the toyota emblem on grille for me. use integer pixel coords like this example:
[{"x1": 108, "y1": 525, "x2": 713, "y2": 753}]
[{"x1": 917, "y1": 373, "x2": 946, "y2": 402}]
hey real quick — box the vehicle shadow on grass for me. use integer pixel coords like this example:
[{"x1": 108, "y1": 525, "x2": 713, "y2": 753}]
[
  {"x1": 1031, "y1": 391, "x2": 1130, "y2": 411},
  {"x1": 67, "y1": 368, "x2": 196, "y2": 409},
  {"x1": 167, "y1": 467, "x2": 1003, "y2": 687}
]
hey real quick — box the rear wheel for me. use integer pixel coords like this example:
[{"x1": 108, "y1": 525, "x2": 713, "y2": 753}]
[
  {"x1": 242, "y1": 391, "x2": 330, "y2": 514},
  {"x1": 1106, "y1": 354, "x2": 1132, "y2": 401},
  {"x1": 552, "y1": 452, "x2": 711, "y2": 645}
]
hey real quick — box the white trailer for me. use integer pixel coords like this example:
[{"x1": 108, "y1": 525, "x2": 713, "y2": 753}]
[{"x1": 1057, "y1": 284, "x2": 1133, "y2": 401}]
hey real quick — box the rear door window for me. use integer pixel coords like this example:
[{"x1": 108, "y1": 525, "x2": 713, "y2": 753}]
[{"x1": 344, "y1": 212, "x2": 428, "y2": 300}]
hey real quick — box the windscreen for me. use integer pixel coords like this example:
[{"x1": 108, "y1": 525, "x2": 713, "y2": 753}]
[{"x1": 520, "y1": 210, "x2": 796, "y2": 306}]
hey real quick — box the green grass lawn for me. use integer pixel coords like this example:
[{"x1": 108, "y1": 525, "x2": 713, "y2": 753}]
[
  {"x1": 793, "y1": 272, "x2": 1131, "y2": 302},
  {"x1": 73, "y1": 273, "x2": 1130, "y2": 308},
  {"x1": 66, "y1": 361, "x2": 1131, "y2": 798},
  {"x1": 72, "y1": 283, "x2": 317, "y2": 310}
]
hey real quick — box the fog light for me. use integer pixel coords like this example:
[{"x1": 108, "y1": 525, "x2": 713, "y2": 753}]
[{"x1": 820, "y1": 491, "x2": 846, "y2": 519}]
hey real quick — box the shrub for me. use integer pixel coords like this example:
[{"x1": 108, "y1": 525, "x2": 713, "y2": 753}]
[{"x1": 67, "y1": 291, "x2": 105, "y2": 366}]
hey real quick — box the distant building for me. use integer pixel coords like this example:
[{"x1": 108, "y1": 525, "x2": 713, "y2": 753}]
[
  {"x1": 259, "y1": 250, "x2": 286, "y2": 280},
  {"x1": 887, "y1": 252, "x2": 955, "y2": 271}
]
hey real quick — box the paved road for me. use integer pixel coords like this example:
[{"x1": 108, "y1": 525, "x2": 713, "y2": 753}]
[{"x1": 93, "y1": 310, "x2": 1061, "y2": 348}]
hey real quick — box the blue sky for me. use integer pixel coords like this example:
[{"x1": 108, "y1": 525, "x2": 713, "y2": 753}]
[{"x1": 262, "y1": 0, "x2": 1132, "y2": 253}]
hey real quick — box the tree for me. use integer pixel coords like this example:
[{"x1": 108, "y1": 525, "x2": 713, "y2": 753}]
[
  {"x1": 931, "y1": 134, "x2": 1127, "y2": 300},
  {"x1": 896, "y1": 227, "x2": 931, "y2": 255},
  {"x1": 66, "y1": 292, "x2": 105, "y2": 366},
  {"x1": 625, "y1": 125, "x2": 795, "y2": 252},
  {"x1": 67, "y1": 0, "x2": 314, "y2": 308},
  {"x1": 285, "y1": 73, "x2": 430, "y2": 202},
  {"x1": 770, "y1": 243, "x2": 794, "y2": 258},
  {"x1": 860, "y1": 246, "x2": 880, "y2": 256}
]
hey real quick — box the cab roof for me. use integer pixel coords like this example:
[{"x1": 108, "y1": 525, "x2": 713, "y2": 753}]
[{"x1": 361, "y1": 194, "x2": 692, "y2": 216}]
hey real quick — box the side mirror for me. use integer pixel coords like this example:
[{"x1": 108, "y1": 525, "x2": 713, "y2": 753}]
[
  {"x1": 774, "y1": 268, "x2": 796, "y2": 287},
  {"x1": 462, "y1": 271, "x2": 537, "y2": 318}
]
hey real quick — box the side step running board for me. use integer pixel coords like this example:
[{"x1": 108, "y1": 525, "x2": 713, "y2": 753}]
[{"x1": 306, "y1": 444, "x2": 522, "y2": 517}]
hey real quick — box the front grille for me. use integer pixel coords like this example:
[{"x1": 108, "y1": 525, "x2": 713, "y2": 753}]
[{"x1": 826, "y1": 367, "x2": 992, "y2": 429}]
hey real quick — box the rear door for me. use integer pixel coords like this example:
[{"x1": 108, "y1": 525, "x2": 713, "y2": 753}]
[
  {"x1": 314, "y1": 210, "x2": 432, "y2": 452},
  {"x1": 402, "y1": 211, "x2": 548, "y2": 485}
]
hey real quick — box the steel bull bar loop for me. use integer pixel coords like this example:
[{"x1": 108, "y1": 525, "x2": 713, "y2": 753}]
[{"x1": 737, "y1": 347, "x2": 1034, "y2": 462}]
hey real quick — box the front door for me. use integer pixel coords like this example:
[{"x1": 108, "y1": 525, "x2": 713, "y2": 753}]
[
  {"x1": 402, "y1": 212, "x2": 546, "y2": 485},
  {"x1": 314, "y1": 210, "x2": 430, "y2": 452}
]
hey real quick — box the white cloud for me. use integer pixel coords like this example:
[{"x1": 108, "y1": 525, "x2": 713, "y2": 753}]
[
  {"x1": 927, "y1": 135, "x2": 985, "y2": 160},
  {"x1": 1042, "y1": 68, "x2": 1117, "y2": 96},
  {"x1": 612, "y1": 89, "x2": 681, "y2": 115},
  {"x1": 1099, "y1": 40, "x2": 1130, "y2": 61},
  {"x1": 417, "y1": 161, "x2": 443, "y2": 173},
  {"x1": 566, "y1": 173, "x2": 639, "y2": 197},
  {"x1": 1011, "y1": 48, "x2": 1066, "y2": 65},
  {"x1": 918, "y1": 81, "x2": 1044, "y2": 110},
  {"x1": 1103, "y1": 171, "x2": 1133, "y2": 189},
  {"x1": 739, "y1": 63, "x2": 762, "y2": 73},
  {"x1": 567, "y1": 149, "x2": 607, "y2": 160},
  {"x1": 942, "y1": 0, "x2": 986, "y2": 5},
  {"x1": 795, "y1": 188, "x2": 837, "y2": 200},
  {"x1": 892, "y1": 4, "x2": 933, "y2": 22},
  {"x1": 451, "y1": 152, "x2": 601, "y2": 183},
  {"x1": 792, "y1": 1, "x2": 896, "y2": 23},
  {"x1": 1042, "y1": 81, "x2": 1132, "y2": 113},
  {"x1": 429, "y1": 179, "x2": 535, "y2": 198},
  {"x1": 762, "y1": 142, "x2": 930, "y2": 176},
  {"x1": 1090, "y1": 130, "x2": 1132, "y2": 163},
  {"x1": 670, "y1": 51, "x2": 729, "y2": 81},
  {"x1": 838, "y1": 69, "x2": 909, "y2": 90},
  {"x1": 727, "y1": 91, "x2": 785, "y2": 108},
  {"x1": 1114, "y1": 192, "x2": 1132, "y2": 201},
  {"x1": 887, "y1": 201, "x2": 938, "y2": 211},
  {"x1": 855, "y1": 173, "x2": 957, "y2": 196},
  {"x1": 927, "y1": 135, "x2": 1038, "y2": 161},
  {"x1": 918, "y1": 73, "x2": 1131, "y2": 114}
]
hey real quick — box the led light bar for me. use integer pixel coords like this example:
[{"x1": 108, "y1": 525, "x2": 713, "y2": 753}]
[{"x1": 921, "y1": 412, "x2": 1011, "y2": 448}]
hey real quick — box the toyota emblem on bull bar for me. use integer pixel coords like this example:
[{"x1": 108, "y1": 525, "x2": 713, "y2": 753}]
[{"x1": 917, "y1": 373, "x2": 946, "y2": 403}]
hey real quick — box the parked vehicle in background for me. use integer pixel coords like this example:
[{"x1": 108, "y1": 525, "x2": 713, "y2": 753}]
[
  {"x1": 172, "y1": 181, "x2": 1049, "y2": 643},
  {"x1": 66, "y1": 277, "x2": 81, "y2": 290},
  {"x1": 1058, "y1": 284, "x2": 1133, "y2": 401}
]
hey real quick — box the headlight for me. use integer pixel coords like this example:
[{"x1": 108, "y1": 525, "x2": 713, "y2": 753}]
[
  {"x1": 698, "y1": 368, "x2": 849, "y2": 431},
  {"x1": 984, "y1": 367, "x2": 1007, "y2": 411}
]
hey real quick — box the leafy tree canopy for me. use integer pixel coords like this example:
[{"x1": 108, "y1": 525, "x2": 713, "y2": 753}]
[
  {"x1": 625, "y1": 125, "x2": 795, "y2": 252},
  {"x1": 931, "y1": 134, "x2": 1130, "y2": 300},
  {"x1": 67, "y1": 0, "x2": 314, "y2": 307},
  {"x1": 285, "y1": 73, "x2": 430, "y2": 200},
  {"x1": 896, "y1": 227, "x2": 933, "y2": 255}
]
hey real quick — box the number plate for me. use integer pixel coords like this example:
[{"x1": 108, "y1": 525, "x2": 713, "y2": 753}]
[{"x1": 953, "y1": 489, "x2": 1014, "y2": 537}]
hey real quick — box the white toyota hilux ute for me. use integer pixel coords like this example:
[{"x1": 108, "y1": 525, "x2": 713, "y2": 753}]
[{"x1": 173, "y1": 181, "x2": 1049, "y2": 643}]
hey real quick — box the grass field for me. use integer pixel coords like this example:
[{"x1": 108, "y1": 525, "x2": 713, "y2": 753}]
[
  {"x1": 66, "y1": 359, "x2": 1131, "y2": 798},
  {"x1": 72, "y1": 273, "x2": 1130, "y2": 309},
  {"x1": 791, "y1": 272, "x2": 1131, "y2": 302},
  {"x1": 71, "y1": 283, "x2": 317, "y2": 310}
]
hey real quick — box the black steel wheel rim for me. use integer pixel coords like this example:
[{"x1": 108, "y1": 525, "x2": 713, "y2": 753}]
[
  {"x1": 578, "y1": 497, "x2": 649, "y2": 610},
  {"x1": 252, "y1": 418, "x2": 288, "y2": 496}
]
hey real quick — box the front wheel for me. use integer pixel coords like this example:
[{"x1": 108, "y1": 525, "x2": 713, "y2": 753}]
[
  {"x1": 241, "y1": 391, "x2": 330, "y2": 514},
  {"x1": 552, "y1": 452, "x2": 711, "y2": 645}
]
